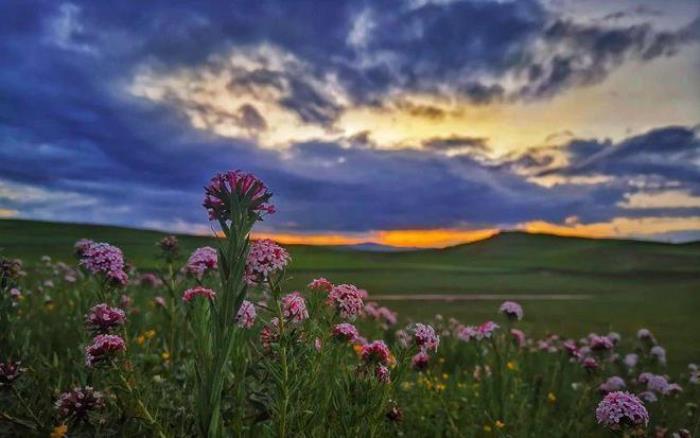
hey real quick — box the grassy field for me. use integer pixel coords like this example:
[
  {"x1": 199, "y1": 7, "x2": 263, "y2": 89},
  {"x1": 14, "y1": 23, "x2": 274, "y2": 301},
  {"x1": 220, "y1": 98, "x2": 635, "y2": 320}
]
[{"x1": 1, "y1": 218, "x2": 699, "y2": 371}]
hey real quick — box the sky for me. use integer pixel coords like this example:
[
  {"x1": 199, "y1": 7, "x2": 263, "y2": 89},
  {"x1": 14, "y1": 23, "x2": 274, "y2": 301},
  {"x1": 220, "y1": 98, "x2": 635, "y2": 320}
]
[{"x1": 1, "y1": 0, "x2": 699, "y2": 247}]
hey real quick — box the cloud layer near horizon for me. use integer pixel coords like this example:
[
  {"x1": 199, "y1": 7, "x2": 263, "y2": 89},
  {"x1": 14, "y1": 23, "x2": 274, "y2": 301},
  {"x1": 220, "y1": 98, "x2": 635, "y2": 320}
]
[{"x1": 1, "y1": 0, "x2": 699, "y2": 244}]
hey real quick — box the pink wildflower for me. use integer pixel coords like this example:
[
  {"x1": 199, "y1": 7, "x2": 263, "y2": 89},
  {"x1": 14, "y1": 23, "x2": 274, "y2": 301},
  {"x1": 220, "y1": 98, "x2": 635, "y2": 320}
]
[
  {"x1": 582, "y1": 357, "x2": 599, "y2": 371},
  {"x1": 203, "y1": 170, "x2": 274, "y2": 222},
  {"x1": 56, "y1": 386, "x2": 105, "y2": 420},
  {"x1": 477, "y1": 321, "x2": 500, "y2": 339},
  {"x1": 637, "y1": 328, "x2": 656, "y2": 344},
  {"x1": 332, "y1": 323, "x2": 359, "y2": 343},
  {"x1": 235, "y1": 300, "x2": 257, "y2": 328},
  {"x1": 260, "y1": 318, "x2": 280, "y2": 351},
  {"x1": 411, "y1": 351, "x2": 430, "y2": 371},
  {"x1": 139, "y1": 272, "x2": 163, "y2": 288},
  {"x1": 499, "y1": 300, "x2": 523, "y2": 320},
  {"x1": 182, "y1": 286, "x2": 216, "y2": 303},
  {"x1": 73, "y1": 239, "x2": 94, "y2": 258},
  {"x1": 0, "y1": 360, "x2": 25, "y2": 387},
  {"x1": 412, "y1": 323, "x2": 439, "y2": 352},
  {"x1": 589, "y1": 334, "x2": 614, "y2": 352},
  {"x1": 328, "y1": 283, "x2": 365, "y2": 320},
  {"x1": 599, "y1": 376, "x2": 626, "y2": 394},
  {"x1": 375, "y1": 365, "x2": 391, "y2": 384},
  {"x1": 281, "y1": 292, "x2": 308, "y2": 323},
  {"x1": 80, "y1": 242, "x2": 128, "y2": 284},
  {"x1": 361, "y1": 340, "x2": 391, "y2": 365},
  {"x1": 184, "y1": 247, "x2": 218, "y2": 279},
  {"x1": 595, "y1": 391, "x2": 649, "y2": 430},
  {"x1": 650, "y1": 346, "x2": 667, "y2": 366},
  {"x1": 458, "y1": 325, "x2": 478, "y2": 342},
  {"x1": 154, "y1": 296, "x2": 166, "y2": 308},
  {"x1": 245, "y1": 240, "x2": 290, "y2": 285},
  {"x1": 85, "y1": 303, "x2": 126, "y2": 334},
  {"x1": 510, "y1": 328, "x2": 526, "y2": 347},
  {"x1": 308, "y1": 277, "x2": 333, "y2": 292},
  {"x1": 85, "y1": 334, "x2": 126, "y2": 367}
]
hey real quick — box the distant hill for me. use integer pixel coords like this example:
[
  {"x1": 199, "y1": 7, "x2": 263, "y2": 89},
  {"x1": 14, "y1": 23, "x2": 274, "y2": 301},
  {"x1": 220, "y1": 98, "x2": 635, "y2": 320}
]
[{"x1": 1, "y1": 218, "x2": 698, "y2": 276}]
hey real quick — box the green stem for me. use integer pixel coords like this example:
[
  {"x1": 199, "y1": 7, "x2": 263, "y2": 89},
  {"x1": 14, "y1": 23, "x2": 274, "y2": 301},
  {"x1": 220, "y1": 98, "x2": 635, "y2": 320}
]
[
  {"x1": 117, "y1": 372, "x2": 166, "y2": 438},
  {"x1": 11, "y1": 386, "x2": 42, "y2": 427}
]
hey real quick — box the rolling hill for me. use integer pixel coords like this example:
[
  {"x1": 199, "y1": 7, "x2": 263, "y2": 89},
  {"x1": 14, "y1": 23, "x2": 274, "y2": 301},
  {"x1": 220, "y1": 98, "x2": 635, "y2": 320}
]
[{"x1": 2, "y1": 218, "x2": 699, "y2": 370}]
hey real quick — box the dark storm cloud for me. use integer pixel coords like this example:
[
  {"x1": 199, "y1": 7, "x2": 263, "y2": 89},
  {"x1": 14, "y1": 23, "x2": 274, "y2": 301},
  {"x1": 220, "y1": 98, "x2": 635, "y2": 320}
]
[
  {"x1": 517, "y1": 17, "x2": 700, "y2": 98},
  {"x1": 0, "y1": 0, "x2": 698, "y2": 234},
  {"x1": 421, "y1": 136, "x2": 490, "y2": 153},
  {"x1": 540, "y1": 127, "x2": 700, "y2": 190}
]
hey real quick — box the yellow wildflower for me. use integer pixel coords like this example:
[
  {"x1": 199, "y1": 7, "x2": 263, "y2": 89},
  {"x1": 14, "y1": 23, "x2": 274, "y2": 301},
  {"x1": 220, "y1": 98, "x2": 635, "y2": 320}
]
[
  {"x1": 136, "y1": 335, "x2": 146, "y2": 346},
  {"x1": 435, "y1": 383, "x2": 446, "y2": 392},
  {"x1": 483, "y1": 425, "x2": 492, "y2": 433},
  {"x1": 161, "y1": 351, "x2": 171, "y2": 361},
  {"x1": 401, "y1": 381, "x2": 415, "y2": 390},
  {"x1": 547, "y1": 392, "x2": 557, "y2": 404},
  {"x1": 506, "y1": 361, "x2": 517, "y2": 371},
  {"x1": 442, "y1": 373, "x2": 449, "y2": 380},
  {"x1": 144, "y1": 329, "x2": 156, "y2": 339},
  {"x1": 495, "y1": 420, "x2": 505, "y2": 429},
  {"x1": 352, "y1": 344, "x2": 363, "y2": 357},
  {"x1": 50, "y1": 424, "x2": 68, "y2": 438}
]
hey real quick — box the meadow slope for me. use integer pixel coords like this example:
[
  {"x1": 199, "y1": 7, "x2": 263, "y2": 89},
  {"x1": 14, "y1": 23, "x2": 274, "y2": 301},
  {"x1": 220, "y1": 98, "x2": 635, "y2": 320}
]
[{"x1": 1, "y1": 218, "x2": 699, "y2": 370}]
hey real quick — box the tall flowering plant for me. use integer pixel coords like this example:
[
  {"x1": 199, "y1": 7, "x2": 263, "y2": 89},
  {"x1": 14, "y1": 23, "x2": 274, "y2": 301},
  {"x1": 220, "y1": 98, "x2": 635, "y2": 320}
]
[{"x1": 190, "y1": 170, "x2": 274, "y2": 437}]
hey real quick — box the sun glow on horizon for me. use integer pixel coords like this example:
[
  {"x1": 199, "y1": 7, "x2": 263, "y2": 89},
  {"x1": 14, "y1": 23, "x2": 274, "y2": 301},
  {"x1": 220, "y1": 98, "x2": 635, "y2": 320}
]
[{"x1": 252, "y1": 228, "x2": 500, "y2": 248}]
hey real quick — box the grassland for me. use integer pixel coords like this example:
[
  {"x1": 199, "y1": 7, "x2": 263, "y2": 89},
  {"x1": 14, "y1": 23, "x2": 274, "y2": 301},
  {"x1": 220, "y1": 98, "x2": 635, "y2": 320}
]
[{"x1": 1, "y1": 218, "x2": 699, "y2": 371}]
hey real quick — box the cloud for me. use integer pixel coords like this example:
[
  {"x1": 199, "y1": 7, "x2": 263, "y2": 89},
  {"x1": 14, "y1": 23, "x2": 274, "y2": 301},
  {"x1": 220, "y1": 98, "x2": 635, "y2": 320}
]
[
  {"x1": 0, "y1": 0, "x2": 698, "y2": 243},
  {"x1": 421, "y1": 135, "x2": 490, "y2": 154},
  {"x1": 517, "y1": 17, "x2": 700, "y2": 98}
]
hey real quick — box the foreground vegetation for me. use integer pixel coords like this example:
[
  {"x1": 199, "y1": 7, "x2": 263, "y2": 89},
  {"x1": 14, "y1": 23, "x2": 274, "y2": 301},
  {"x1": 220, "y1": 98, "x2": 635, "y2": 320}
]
[
  {"x1": 1, "y1": 171, "x2": 699, "y2": 437},
  {"x1": 2, "y1": 217, "x2": 699, "y2": 372}
]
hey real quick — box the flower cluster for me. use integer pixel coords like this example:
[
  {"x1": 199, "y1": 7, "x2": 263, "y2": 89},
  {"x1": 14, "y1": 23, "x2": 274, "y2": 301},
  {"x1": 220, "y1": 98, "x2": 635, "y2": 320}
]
[
  {"x1": 182, "y1": 286, "x2": 217, "y2": 303},
  {"x1": 364, "y1": 302, "x2": 398, "y2": 327},
  {"x1": 260, "y1": 318, "x2": 280, "y2": 352},
  {"x1": 458, "y1": 321, "x2": 500, "y2": 342},
  {"x1": 599, "y1": 376, "x2": 626, "y2": 394},
  {"x1": 361, "y1": 340, "x2": 392, "y2": 365},
  {"x1": 0, "y1": 257, "x2": 25, "y2": 288},
  {"x1": 245, "y1": 239, "x2": 290, "y2": 285},
  {"x1": 510, "y1": 329, "x2": 526, "y2": 347},
  {"x1": 328, "y1": 283, "x2": 365, "y2": 320},
  {"x1": 499, "y1": 300, "x2": 523, "y2": 320},
  {"x1": 56, "y1": 386, "x2": 105, "y2": 420},
  {"x1": 157, "y1": 235, "x2": 180, "y2": 259},
  {"x1": 235, "y1": 300, "x2": 257, "y2": 329},
  {"x1": 650, "y1": 345, "x2": 667, "y2": 366},
  {"x1": 281, "y1": 292, "x2": 308, "y2": 323},
  {"x1": 411, "y1": 351, "x2": 430, "y2": 371},
  {"x1": 412, "y1": 323, "x2": 440, "y2": 352},
  {"x1": 589, "y1": 334, "x2": 614, "y2": 352},
  {"x1": 0, "y1": 360, "x2": 25, "y2": 387},
  {"x1": 73, "y1": 239, "x2": 94, "y2": 258},
  {"x1": 203, "y1": 170, "x2": 275, "y2": 222},
  {"x1": 307, "y1": 277, "x2": 333, "y2": 293},
  {"x1": 595, "y1": 391, "x2": 649, "y2": 430},
  {"x1": 85, "y1": 303, "x2": 126, "y2": 334},
  {"x1": 139, "y1": 272, "x2": 163, "y2": 288},
  {"x1": 85, "y1": 334, "x2": 126, "y2": 367},
  {"x1": 637, "y1": 328, "x2": 656, "y2": 344},
  {"x1": 639, "y1": 372, "x2": 682, "y2": 396},
  {"x1": 184, "y1": 247, "x2": 218, "y2": 279},
  {"x1": 79, "y1": 242, "x2": 128, "y2": 286},
  {"x1": 332, "y1": 323, "x2": 359, "y2": 343}
]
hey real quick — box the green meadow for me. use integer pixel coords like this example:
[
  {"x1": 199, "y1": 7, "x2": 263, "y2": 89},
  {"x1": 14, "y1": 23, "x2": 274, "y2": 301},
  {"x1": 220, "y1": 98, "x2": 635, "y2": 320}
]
[{"x1": 1, "y1": 218, "x2": 699, "y2": 371}]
